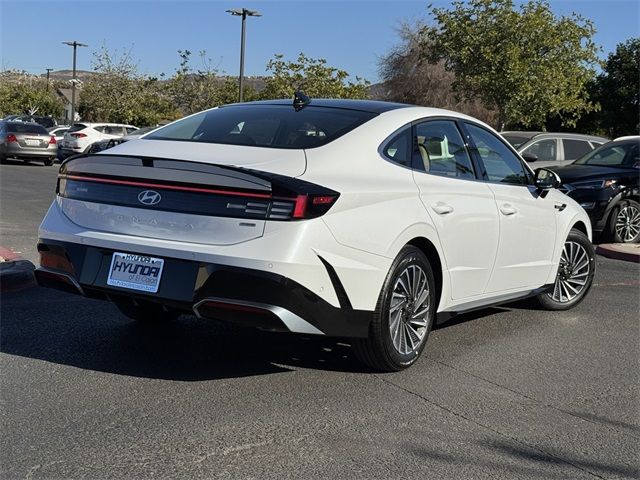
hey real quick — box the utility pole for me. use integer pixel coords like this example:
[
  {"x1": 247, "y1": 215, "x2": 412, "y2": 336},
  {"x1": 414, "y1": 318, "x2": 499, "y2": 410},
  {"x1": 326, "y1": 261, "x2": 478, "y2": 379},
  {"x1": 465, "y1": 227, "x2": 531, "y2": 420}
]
[
  {"x1": 226, "y1": 8, "x2": 261, "y2": 102},
  {"x1": 45, "y1": 68, "x2": 53, "y2": 91},
  {"x1": 62, "y1": 41, "x2": 88, "y2": 122}
]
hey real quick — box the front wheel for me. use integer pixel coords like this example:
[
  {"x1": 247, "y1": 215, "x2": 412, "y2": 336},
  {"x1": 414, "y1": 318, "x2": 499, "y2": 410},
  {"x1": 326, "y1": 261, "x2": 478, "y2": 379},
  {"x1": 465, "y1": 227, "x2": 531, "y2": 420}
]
[
  {"x1": 610, "y1": 200, "x2": 640, "y2": 243},
  {"x1": 353, "y1": 246, "x2": 436, "y2": 371},
  {"x1": 536, "y1": 229, "x2": 595, "y2": 311}
]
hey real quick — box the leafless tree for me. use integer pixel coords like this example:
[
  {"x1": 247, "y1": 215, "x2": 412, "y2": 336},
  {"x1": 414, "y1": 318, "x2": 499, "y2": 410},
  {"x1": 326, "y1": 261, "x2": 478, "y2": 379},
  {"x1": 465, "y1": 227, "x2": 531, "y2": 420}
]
[{"x1": 375, "y1": 23, "x2": 497, "y2": 126}]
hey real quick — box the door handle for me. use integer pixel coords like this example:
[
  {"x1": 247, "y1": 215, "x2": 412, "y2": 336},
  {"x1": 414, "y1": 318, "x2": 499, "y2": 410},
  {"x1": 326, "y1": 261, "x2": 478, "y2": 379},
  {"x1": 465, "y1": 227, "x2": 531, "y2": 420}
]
[
  {"x1": 554, "y1": 203, "x2": 567, "y2": 211},
  {"x1": 431, "y1": 202, "x2": 454, "y2": 215},
  {"x1": 499, "y1": 203, "x2": 518, "y2": 215}
]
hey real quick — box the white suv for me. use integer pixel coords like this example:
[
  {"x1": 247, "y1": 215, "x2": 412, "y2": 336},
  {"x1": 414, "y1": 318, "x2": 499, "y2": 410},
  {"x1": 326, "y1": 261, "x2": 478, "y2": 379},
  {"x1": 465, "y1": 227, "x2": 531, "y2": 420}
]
[{"x1": 60, "y1": 123, "x2": 137, "y2": 159}]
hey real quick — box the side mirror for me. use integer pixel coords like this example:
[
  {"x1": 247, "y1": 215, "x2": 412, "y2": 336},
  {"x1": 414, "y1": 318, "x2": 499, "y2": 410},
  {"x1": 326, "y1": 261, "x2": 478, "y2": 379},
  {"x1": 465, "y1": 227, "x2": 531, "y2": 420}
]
[
  {"x1": 534, "y1": 168, "x2": 561, "y2": 190},
  {"x1": 522, "y1": 152, "x2": 538, "y2": 163}
]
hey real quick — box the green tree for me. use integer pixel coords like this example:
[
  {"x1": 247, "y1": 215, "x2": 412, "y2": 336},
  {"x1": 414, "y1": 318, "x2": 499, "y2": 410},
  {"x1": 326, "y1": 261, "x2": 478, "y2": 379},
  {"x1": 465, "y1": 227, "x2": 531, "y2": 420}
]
[
  {"x1": 0, "y1": 74, "x2": 64, "y2": 118},
  {"x1": 595, "y1": 38, "x2": 639, "y2": 137},
  {"x1": 260, "y1": 53, "x2": 370, "y2": 100},
  {"x1": 79, "y1": 47, "x2": 178, "y2": 125},
  {"x1": 427, "y1": 0, "x2": 600, "y2": 129}
]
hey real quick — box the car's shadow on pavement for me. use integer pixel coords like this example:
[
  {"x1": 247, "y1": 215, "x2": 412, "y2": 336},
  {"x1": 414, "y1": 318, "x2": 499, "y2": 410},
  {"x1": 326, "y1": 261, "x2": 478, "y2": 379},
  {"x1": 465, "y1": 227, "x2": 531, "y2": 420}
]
[
  {"x1": 1, "y1": 286, "x2": 520, "y2": 381},
  {"x1": 0, "y1": 158, "x2": 50, "y2": 167},
  {"x1": 0, "y1": 286, "x2": 373, "y2": 380}
]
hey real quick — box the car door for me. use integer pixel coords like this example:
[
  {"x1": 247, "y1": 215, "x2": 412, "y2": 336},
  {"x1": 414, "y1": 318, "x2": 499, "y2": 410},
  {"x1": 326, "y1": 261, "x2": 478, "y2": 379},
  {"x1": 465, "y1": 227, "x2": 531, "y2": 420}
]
[
  {"x1": 411, "y1": 119, "x2": 499, "y2": 300},
  {"x1": 464, "y1": 122, "x2": 557, "y2": 293}
]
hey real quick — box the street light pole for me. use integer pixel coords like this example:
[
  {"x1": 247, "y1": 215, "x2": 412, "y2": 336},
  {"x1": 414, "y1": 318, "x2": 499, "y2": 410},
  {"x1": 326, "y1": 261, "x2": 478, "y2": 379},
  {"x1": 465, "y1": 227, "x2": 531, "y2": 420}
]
[
  {"x1": 62, "y1": 41, "x2": 88, "y2": 123},
  {"x1": 226, "y1": 8, "x2": 261, "y2": 103},
  {"x1": 45, "y1": 68, "x2": 53, "y2": 91}
]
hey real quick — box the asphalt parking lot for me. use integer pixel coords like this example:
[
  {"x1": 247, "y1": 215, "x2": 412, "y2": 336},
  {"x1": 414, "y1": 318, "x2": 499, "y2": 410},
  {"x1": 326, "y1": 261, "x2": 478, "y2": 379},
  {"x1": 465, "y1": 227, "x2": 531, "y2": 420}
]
[{"x1": 1, "y1": 161, "x2": 639, "y2": 479}]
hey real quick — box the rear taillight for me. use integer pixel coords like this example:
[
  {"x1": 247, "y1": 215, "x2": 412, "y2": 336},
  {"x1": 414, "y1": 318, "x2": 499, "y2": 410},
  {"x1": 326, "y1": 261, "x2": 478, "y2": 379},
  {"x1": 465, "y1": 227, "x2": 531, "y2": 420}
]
[
  {"x1": 71, "y1": 133, "x2": 87, "y2": 138},
  {"x1": 6, "y1": 134, "x2": 17, "y2": 143},
  {"x1": 288, "y1": 194, "x2": 339, "y2": 219},
  {"x1": 49, "y1": 136, "x2": 57, "y2": 145}
]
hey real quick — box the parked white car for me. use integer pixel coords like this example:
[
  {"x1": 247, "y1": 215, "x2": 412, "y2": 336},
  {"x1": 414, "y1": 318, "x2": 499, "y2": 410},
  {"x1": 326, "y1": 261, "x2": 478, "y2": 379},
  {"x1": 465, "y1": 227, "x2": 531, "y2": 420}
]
[
  {"x1": 60, "y1": 122, "x2": 137, "y2": 159},
  {"x1": 37, "y1": 99, "x2": 595, "y2": 371}
]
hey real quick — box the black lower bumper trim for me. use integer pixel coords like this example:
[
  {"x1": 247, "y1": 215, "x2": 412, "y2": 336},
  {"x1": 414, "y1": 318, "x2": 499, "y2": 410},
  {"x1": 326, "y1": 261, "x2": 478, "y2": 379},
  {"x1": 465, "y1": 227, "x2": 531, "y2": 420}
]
[{"x1": 36, "y1": 239, "x2": 373, "y2": 338}]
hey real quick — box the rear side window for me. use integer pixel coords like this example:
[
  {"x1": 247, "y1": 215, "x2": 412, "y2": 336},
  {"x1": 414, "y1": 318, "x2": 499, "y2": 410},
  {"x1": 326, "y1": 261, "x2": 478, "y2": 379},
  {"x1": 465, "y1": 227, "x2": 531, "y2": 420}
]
[
  {"x1": 146, "y1": 105, "x2": 377, "y2": 149},
  {"x1": 563, "y1": 139, "x2": 592, "y2": 160},
  {"x1": 381, "y1": 127, "x2": 412, "y2": 167},
  {"x1": 6, "y1": 123, "x2": 48, "y2": 135},
  {"x1": 414, "y1": 120, "x2": 475, "y2": 179}
]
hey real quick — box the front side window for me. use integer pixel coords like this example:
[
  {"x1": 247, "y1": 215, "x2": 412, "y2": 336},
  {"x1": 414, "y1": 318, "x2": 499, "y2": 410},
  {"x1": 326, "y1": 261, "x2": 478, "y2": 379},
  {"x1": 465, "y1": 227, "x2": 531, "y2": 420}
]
[
  {"x1": 522, "y1": 139, "x2": 556, "y2": 162},
  {"x1": 146, "y1": 105, "x2": 377, "y2": 149},
  {"x1": 563, "y1": 139, "x2": 592, "y2": 160},
  {"x1": 413, "y1": 120, "x2": 475, "y2": 179},
  {"x1": 466, "y1": 123, "x2": 530, "y2": 185}
]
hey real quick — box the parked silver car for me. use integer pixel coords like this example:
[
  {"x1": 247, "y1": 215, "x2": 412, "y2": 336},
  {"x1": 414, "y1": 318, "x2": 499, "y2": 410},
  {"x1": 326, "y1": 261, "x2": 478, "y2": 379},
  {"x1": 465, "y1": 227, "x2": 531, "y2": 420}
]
[
  {"x1": 501, "y1": 131, "x2": 608, "y2": 168},
  {"x1": 0, "y1": 121, "x2": 58, "y2": 165}
]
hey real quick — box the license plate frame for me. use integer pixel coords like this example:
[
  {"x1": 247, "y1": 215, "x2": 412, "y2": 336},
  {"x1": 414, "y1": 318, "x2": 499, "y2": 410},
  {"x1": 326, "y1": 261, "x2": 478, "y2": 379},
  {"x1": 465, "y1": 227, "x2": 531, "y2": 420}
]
[{"x1": 107, "y1": 252, "x2": 165, "y2": 293}]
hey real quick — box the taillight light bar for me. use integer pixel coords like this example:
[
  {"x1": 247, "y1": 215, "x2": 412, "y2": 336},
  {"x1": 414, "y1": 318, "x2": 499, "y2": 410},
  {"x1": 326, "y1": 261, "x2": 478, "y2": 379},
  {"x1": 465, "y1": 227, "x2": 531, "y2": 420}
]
[{"x1": 57, "y1": 168, "x2": 340, "y2": 221}]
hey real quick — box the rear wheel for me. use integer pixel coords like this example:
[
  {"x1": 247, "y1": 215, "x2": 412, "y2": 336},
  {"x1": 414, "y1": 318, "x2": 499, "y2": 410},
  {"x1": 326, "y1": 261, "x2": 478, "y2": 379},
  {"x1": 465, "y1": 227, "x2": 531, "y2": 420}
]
[
  {"x1": 353, "y1": 246, "x2": 436, "y2": 371},
  {"x1": 536, "y1": 229, "x2": 595, "y2": 310},
  {"x1": 44, "y1": 157, "x2": 54, "y2": 166},
  {"x1": 609, "y1": 200, "x2": 640, "y2": 243},
  {"x1": 114, "y1": 301, "x2": 180, "y2": 323}
]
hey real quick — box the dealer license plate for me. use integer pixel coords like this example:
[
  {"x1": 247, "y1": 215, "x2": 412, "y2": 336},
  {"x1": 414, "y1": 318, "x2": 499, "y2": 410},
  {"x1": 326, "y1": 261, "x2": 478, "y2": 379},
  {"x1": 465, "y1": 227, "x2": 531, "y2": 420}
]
[{"x1": 107, "y1": 252, "x2": 164, "y2": 293}]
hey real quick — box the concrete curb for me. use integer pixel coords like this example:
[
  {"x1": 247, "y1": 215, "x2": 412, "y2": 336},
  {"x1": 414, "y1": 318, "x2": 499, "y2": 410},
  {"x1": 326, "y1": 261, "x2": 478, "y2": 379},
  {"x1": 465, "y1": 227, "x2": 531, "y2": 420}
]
[
  {"x1": 596, "y1": 243, "x2": 640, "y2": 264},
  {"x1": 0, "y1": 247, "x2": 36, "y2": 292}
]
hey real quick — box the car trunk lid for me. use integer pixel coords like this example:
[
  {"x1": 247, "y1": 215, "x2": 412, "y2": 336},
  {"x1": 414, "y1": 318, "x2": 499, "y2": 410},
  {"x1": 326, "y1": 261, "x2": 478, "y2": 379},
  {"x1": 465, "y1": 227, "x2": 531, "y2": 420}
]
[{"x1": 56, "y1": 153, "x2": 326, "y2": 246}]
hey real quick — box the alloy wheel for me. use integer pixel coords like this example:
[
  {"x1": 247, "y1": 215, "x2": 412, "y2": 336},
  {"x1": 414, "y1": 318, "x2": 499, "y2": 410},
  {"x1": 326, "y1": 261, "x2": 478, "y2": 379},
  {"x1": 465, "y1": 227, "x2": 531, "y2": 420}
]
[
  {"x1": 615, "y1": 205, "x2": 640, "y2": 243},
  {"x1": 548, "y1": 241, "x2": 591, "y2": 303},
  {"x1": 389, "y1": 265, "x2": 430, "y2": 355}
]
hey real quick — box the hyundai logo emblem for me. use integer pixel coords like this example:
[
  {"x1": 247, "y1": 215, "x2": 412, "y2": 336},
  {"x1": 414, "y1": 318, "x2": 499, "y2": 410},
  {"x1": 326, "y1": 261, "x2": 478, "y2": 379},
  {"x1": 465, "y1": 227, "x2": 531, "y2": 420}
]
[{"x1": 138, "y1": 190, "x2": 162, "y2": 206}]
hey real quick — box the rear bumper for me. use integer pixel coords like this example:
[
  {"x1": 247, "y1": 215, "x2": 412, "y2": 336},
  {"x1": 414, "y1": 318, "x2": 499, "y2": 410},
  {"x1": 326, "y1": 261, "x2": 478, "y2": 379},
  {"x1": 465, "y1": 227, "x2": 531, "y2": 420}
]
[
  {"x1": 2, "y1": 144, "x2": 56, "y2": 158},
  {"x1": 35, "y1": 239, "x2": 372, "y2": 338}
]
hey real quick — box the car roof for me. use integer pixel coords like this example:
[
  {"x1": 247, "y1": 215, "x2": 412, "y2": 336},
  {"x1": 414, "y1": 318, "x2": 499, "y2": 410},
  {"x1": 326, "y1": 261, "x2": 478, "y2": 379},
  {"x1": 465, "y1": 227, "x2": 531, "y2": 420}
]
[
  {"x1": 527, "y1": 132, "x2": 608, "y2": 141},
  {"x1": 73, "y1": 122, "x2": 137, "y2": 128},
  {"x1": 613, "y1": 135, "x2": 640, "y2": 142},
  {"x1": 223, "y1": 98, "x2": 413, "y2": 114}
]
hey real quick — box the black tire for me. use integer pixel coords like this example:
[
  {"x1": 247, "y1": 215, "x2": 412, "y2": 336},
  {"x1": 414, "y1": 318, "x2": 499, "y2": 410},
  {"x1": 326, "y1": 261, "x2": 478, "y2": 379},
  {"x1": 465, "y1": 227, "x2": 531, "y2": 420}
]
[
  {"x1": 608, "y1": 199, "x2": 640, "y2": 244},
  {"x1": 44, "y1": 157, "x2": 54, "y2": 166},
  {"x1": 353, "y1": 245, "x2": 436, "y2": 371},
  {"x1": 536, "y1": 228, "x2": 595, "y2": 311},
  {"x1": 114, "y1": 301, "x2": 180, "y2": 323}
]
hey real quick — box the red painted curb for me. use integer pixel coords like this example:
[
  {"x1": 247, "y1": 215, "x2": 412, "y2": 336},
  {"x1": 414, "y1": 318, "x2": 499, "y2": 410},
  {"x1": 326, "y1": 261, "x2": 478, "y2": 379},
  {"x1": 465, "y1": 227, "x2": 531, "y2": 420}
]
[
  {"x1": 596, "y1": 244, "x2": 640, "y2": 264},
  {"x1": 0, "y1": 246, "x2": 21, "y2": 262}
]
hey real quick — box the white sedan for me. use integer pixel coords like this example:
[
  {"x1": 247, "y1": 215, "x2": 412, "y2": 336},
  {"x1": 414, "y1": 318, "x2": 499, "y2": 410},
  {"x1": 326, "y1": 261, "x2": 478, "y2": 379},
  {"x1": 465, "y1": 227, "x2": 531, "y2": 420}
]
[{"x1": 36, "y1": 98, "x2": 595, "y2": 371}]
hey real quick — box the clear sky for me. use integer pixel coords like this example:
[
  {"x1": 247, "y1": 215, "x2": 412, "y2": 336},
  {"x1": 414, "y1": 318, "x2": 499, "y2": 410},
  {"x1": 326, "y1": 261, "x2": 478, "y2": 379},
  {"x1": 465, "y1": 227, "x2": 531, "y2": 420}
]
[{"x1": 1, "y1": 0, "x2": 639, "y2": 82}]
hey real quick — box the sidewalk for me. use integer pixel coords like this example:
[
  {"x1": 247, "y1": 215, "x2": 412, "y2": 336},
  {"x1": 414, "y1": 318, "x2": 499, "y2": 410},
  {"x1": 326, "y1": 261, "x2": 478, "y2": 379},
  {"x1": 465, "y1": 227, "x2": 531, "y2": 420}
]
[
  {"x1": 0, "y1": 247, "x2": 36, "y2": 292},
  {"x1": 596, "y1": 243, "x2": 640, "y2": 263}
]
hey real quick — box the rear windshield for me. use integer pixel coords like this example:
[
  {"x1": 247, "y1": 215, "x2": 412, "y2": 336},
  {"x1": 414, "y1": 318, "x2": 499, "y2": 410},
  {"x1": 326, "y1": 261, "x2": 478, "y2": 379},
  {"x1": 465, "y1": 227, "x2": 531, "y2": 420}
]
[
  {"x1": 501, "y1": 134, "x2": 532, "y2": 148},
  {"x1": 6, "y1": 123, "x2": 48, "y2": 135},
  {"x1": 68, "y1": 124, "x2": 88, "y2": 133},
  {"x1": 145, "y1": 105, "x2": 378, "y2": 149}
]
